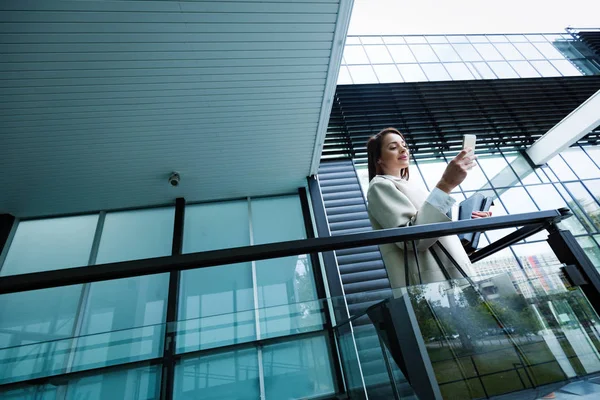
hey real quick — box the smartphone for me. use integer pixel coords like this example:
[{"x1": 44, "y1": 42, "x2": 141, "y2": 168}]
[{"x1": 462, "y1": 134, "x2": 476, "y2": 151}]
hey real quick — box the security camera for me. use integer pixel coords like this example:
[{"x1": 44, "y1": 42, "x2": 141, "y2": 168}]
[{"x1": 169, "y1": 172, "x2": 180, "y2": 187}]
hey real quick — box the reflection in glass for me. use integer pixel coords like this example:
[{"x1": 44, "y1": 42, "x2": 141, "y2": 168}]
[
  {"x1": 510, "y1": 61, "x2": 541, "y2": 78},
  {"x1": 432, "y1": 44, "x2": 461, "y2": 62},
  {"x1": 252, "y1": 196, "x2": 324, "y2": 339},
  {"x1": 1, "y1": 215, "x2": 98, "y2": 276},
  {"x1": 373, "y1": 64, "x2": 403, "y2": 83},
  {"x1": 472, "y1": 62, "x2": 497, "y2": 79},
  {"x1": 550, "y1": 60, "x2": 581, "y2": 76},
  {"x1": 66, "y1": 365, "x2": 160, "y2": 400},
  {"x1": 503, "y1": 153, "x2": 542, "y2": 184},
  {"x1": 348, "y1": 65, "x2": 378, "y2": 84},
  {"x1": 445, "y1": 63, "x2": 475, "y2": 80},
  {"x1": 576, "y1": 237, "x2": 600, "y2": 273},
  {"x1": 477, "y1": 155, "x2": 518, "y2": 188},
  {"x1": 488, "y1": 62, "x2": 519, "y2": 78},
  {"x1": 494, "y1": 43, "x2": 525, "y2": 60},
  {"x1": 554, "y1": 184, "x2": 596, "y2": 234},
  {"x1": 526, "y1": 184, "x2": 587, "y2": 235},
  {"x1": 263, "y1": 335, "x2": 335, "y2": 399},
  {"x1": 397, "y1": 64, "x2": 427, "y2": 82},
  {"x1": 547, "y1": 154, "x2": 578, "y2": 181},
  {"x1": 343, "y1": 45, "x2": 369, "y2": 64},
  {"x1": 421, "y1": 64, "x2": 451, "y2": 81},
  {"x1": 513, "y1": 42, "x2": 545, "y2": 59},
  {"x1": 410, "y1": 45, "x2": 439, "y2": 62},
  {"x1": 561, "y1": 149, "x2": 600, "y2": 180},
  {"x1": 534, "y1": 42, "x2": 564, "y2": 59},
  {"x1": 473, "y1": 44, "x2": 504, "y2": 61},
  {"x1": 565, "y1": 182, "x2": 600, "y2": 232},
  {"x1": 174, "y1": 348, "x2": 260, "y2": 400},
  {"x1": 498, "y1": 187, "x2": 538, "y2": 214},
  {"x1": 405, "y1": 266, "x2": 600, "y2": 399},
  {"x1": 180, "y1": 201, "x2": 254, "y2": 353},
  {"x1": 530, "y1": 60, "x2": 561, "y2": 77},
  {"x1": 387, "y1": 45, "x2": 417, "y2": 63},
  {"x1": 364, "y1": 45, "x2": 393, "y2": 63},
  {"x1": 77, "y1": 208, "x2": 173, "y2": 371},
  {"x1": 415, "y1": 159, "x2": 448, "y2": 191},
  {"x1": 453, "y1": 44, "x2": 484, "y2": 61}
]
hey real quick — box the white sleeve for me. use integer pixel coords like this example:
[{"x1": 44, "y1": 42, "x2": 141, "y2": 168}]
[{"x1": 424, "y1": 187, "x2": 455, "y2": 215}]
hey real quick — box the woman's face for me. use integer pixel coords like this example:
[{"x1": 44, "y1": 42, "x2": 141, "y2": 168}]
[{"x1": 378, "y1": 133, "x2": 409, "y2": 173}]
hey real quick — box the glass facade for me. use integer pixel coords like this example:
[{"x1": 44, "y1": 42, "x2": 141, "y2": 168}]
[
  {"x1": 339, "y1": 32, "x2": 600, "y2": 85},
  {"x1": 0, "y1": 195, "x2": 336, "y2": 399}
]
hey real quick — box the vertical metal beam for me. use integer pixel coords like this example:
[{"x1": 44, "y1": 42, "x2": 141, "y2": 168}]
[
  {"x1": 298, "y1": 186, "x2": 346, "y2": 395},
  {"x1": 367, "y1": 294, "x2": 443, "y2": 400},
  {"x1": 547, "y1": 226, "x2": 600, "y2": 315},
  {"x1": 161, "y1": 197, "x2": 185, "y2": 400}
]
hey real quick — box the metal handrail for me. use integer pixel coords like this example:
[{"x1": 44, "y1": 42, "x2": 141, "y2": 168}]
[{"x1": 0, "y1": 208, "x2": 571, "y2": 295}]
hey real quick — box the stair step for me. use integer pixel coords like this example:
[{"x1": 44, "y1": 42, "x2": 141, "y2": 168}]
[
  {"x1": 337, "y1": 251, "x2": 382, "y2": 265},
  {"x1": 341, "y1": 269, "x2": 389, "y2": 285}
]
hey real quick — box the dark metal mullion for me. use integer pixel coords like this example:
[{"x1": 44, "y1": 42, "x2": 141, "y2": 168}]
[
  {"x1": 160, "y1": 197, "x2": 185, "y2": 400},
  {"x1": 560, "y1": 182, "x2": 600, "y2": 232},
  {"x1": 0, "y1": 214, "x2": 17, "y2": 270},
  {"x1": 297, "y1": 187, "x2": 345, "y2": 396}
]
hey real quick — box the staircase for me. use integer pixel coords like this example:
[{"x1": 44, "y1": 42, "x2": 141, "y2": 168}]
[{"x1": 318, "y1": 160, "x2": 414, "y2": 399}]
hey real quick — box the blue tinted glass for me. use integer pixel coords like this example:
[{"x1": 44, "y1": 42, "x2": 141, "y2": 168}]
[
  {"x1": 263, "y1": 335, "x2": 335, "y2": 399},
  {"x1": 1, "y1": 215, "x2": 97, "y2": 276},
  {"x1": 252, "y1": 196, "x2": 324, "y2": 339},
  {"x1": 174, "y1": 348, "x2": 260, "y2": 400},
  {"x1": 179, "y1": 201, "x2": 254, "y2": 353},
  {"x1": 74, "y1": 208, "x2": 173, "y2": 371},
  {"x1": 96, "y1": 208, "x2": 174, "y2": 264},
  {"x1": 526, "y1": 184, "x2": 587, "y2": 235},
  {"x1": 66, "y1": 365, "x2": 160, "y2": 399},
  {"x1": 534, "y1": 42, "x2": 564, "y2": 59},
  {"x1": 0, "y1": 286, "x2": 83, "y2": 384}
]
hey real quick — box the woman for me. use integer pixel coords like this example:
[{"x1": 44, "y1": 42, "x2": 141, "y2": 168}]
[{"x1": 366, "y1": 127, "x2": 491, "y2": 288}]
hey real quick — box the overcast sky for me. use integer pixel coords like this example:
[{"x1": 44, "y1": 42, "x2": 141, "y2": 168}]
[{"x1": 348, "y1": 0, "x2": 600, "y2": 35}]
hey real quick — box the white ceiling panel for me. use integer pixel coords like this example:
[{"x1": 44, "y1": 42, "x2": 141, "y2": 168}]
[{"x1": 0, "y1": 0, "x2": 352, "y2": 218}]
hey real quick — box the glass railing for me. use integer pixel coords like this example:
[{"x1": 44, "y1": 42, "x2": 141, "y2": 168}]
[
  {"x1": 334, "y1": 266, "x2": 600, "y2": 399},
  {"x1": 0, "y1": 296, "x2": 342, "y2": 386}
]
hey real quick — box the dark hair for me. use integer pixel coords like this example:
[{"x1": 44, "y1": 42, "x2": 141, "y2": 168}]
[{"x1": 366, "y1": 127, "x2": 410, "y2": 182}]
